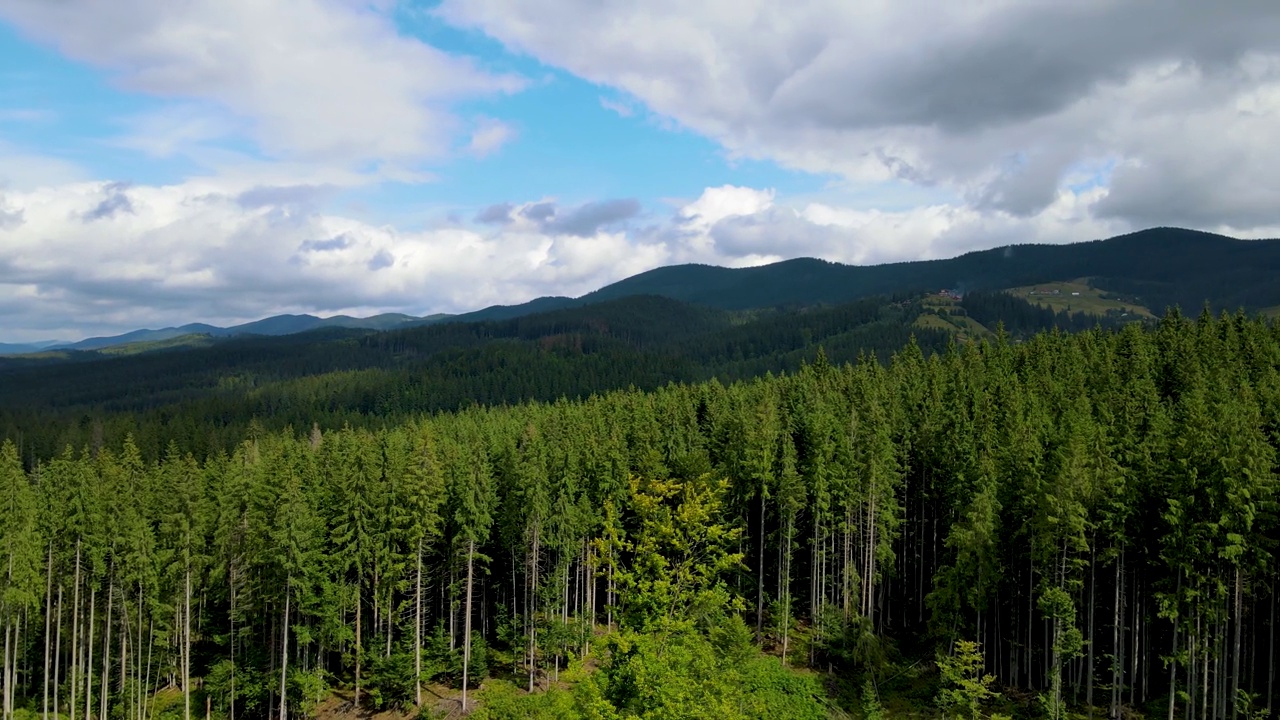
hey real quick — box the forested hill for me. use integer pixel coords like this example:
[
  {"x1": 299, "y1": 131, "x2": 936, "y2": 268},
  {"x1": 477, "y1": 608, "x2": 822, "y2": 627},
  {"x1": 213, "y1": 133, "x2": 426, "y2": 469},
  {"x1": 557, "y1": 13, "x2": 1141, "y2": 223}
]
[
  {"x1": 0, "y1": 311, "x2": 1278, "y2": 719},
  {"x1": 0, "y1": 291, "x2": 1109, "y2": 463},
  {"x1": 4, "y1": 226, "x2": 1274, "y2": 356},
  {"x1": 582, "y1": 227, "x2": 1280, "y2": 312}
]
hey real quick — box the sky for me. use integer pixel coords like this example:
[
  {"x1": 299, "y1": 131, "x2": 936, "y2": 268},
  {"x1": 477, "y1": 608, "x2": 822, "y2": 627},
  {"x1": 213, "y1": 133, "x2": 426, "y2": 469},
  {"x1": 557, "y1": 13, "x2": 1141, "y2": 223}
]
[{"x1": 2, "y1": 1, "x2": 1280, "y2": 342}]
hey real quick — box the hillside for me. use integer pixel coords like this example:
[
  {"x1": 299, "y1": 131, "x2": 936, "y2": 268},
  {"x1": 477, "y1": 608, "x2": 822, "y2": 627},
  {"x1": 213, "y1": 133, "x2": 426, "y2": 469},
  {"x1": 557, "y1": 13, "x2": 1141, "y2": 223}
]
[
  {"x1": 582, "y1": 227, "x2": 1280, "y2": 312},
  {"x1": 1007, "y1": 279, "x2": 1157, "y2": 319},
  {"x1": 0, "y1": 290, "x2": 1118, "y2": 461},
  {"x1": 3, "y1": 311, "x2": 1277, "y2": 720},
  {"x1": 4, "y1": 226, "x2": 1272, "y2": 356}
]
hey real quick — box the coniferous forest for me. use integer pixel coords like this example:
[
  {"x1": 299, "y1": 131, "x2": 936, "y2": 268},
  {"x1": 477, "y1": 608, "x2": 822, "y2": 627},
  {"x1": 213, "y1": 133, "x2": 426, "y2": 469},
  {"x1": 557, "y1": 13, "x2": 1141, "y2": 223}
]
[{"x1": 2, "y1": 308, "x2": 1279, "y2": 719}]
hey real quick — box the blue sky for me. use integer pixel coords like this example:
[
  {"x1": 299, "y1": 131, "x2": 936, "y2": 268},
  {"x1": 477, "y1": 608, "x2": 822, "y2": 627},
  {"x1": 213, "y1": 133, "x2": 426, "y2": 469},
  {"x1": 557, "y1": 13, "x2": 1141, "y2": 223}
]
[
  {"x1": 0, "y1": 0, "x2": 1277, "y2": 342},
  {"x1": 0, "y1": 7, "x2": 838, "y2": 225}
]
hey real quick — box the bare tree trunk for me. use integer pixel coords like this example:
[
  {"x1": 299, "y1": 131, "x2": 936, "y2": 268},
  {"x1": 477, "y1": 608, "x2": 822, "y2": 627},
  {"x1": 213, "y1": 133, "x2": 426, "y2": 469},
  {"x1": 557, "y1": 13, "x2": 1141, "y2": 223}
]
[
  {"x1": 415, "y1": 540, "x2": 423, "y2": 707},
  {"x1": 1169, "y1": 571, "x2": 1180, "y2": 720},
  {"x1": 756, "y1": 493, "x2": 766, "y2": 640},
  {"x1": 528, "y1": 526, "x2": 539, "y2": 693},
  {"x1": 781, "y1": 514, "x2": 793, "y2": 666},
  {"x1": 462, "y1": 539, "x2": 475, "y2": 713},
  {"x1": 229, "y1": 570, "x2": 235, "y2": 720},
  {"x1": 1200, "y1": 615, "x2": 1209, "y2": 720},
  {"x1": 102, "y1": 577, "x2": 114, "y2": 720},
  {"x1": 71, "y1": 543, "x2": 81, "y2": 720},
  {"x1": 1232, "y1": 569, "x2": 1243, "y2": 720},
  {"x1": 1269, "y1": 577, "x2": 1275, "y2": 717},
  {"x1": 1112, "y1": 552, "x2": 1122, "y2": 720},
  {"x1": 118, "y1": 598, "x2": 126, "y2": 720},
  {"x1": 385, "y1": 586, "x2": 393, "y2": 659},
  {"x1": 1088, "y1": 544, "x2": 1096, "y2": 719},
  {"x1": 3, "y1": 617, "x2": 11, "y2": 720},
  {"x1": 354, "y1": 581, "x2": 361, "y2": 707},
  {"x1": 279, "y1": 580, "x2": 290, "y2": 720},
  {"x1": 85, "y1": 587, "x2": 95, "y2": 720},
  {"x1": 184, "y1": 567, "x2": 192, "y2": 720},
  {"x1": 53, "y1": 586, "x2": 62, "y2": 720},
  {"x1": 143, "y1": 618, "x2": 155, "y2": 720},
  {"x1": 42, "y1": 544, "x2": 53, "y2": 720}
]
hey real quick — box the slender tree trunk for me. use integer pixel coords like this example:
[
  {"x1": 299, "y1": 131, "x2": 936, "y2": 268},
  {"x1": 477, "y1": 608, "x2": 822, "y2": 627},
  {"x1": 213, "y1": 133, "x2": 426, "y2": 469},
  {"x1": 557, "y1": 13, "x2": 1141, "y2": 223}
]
[
  {"x1": 866, "y1": 494, "x2": 877, "y2": 622},
  {"x1": 1029, "y1": 556, "x2": 1035, "y2": 690},
  {"x1": 71, "y1": 543, "x2": 81, "y2": 720},
  {"x1": 415, "y1": 539, "x2": 423, "y2": 707},
  {"x1": 229, "y1": 569, "x2": 235, "y2": 720},
  {"x1": 756, "y1": 493, "x2": 766, "y2": 640},
  {"x1": 1202, "y1": 619, "x2": 1209, "y2": 720},
  {"x1": 3, "y1": 617, "x2": 11, "y2": 720},
  {"x1": 528, "y1": 526, "x2": 539, "y2": 692},
  {"x1": 1112, "y1": 552, "x2": 1122, "y2": 720},
  {"x1": 184, "y1": 566, "x2": 192, "y2": 720},
  {"x1": 462, "y1": 539, "x2": 475, "y2": 713},
  {"x1": 42, "y1": 543, "x2": 52, "y2": 720},
  {"x1": 118, "y1": 599, "x2": 126, "y2": 720},
  {"x1": 782, "y1": 513, "x2": 793, "y2": 666},
  {"x1": 102, "y1": 577, "x2": 114, "y2": 720},
  {"x1": 1232, "y1": 568, "x2": 1242, "y2": 720},
  {"x1": 384, "y1": 582, "x2": 393, "y2": 660},
  {"x1": 53, "y1": 586, "x2": 62, "y2": 720},
  {"x1": 143, "y1": 618, "x2": 155, "y2": 720},
  {"x1": 1169, "y1": 571, "x2": 1180, "y2": 720},
  {"x1": 354, "y1": 580, "x2": 361, "y2": 707},
  {"x1": 85, "y1": 586, "x2": 95, "y2": 720},
  {"x1": 279, "y1": 580, "x2": 290, "y2": 720},
  {"x1": 1268, "y1": 577, "x2": 1275, "y2": 717},
  {"x1": 1088, "y1": 544, "x2": 1096, "y2": 719}
]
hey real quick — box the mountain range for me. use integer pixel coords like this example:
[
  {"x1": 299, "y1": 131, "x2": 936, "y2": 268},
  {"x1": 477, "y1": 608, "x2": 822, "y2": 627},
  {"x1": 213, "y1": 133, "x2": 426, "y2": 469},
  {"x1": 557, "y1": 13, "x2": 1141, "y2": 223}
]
[{"x1": 5, "y1": 226, "x2": 1278, "y2": 356}]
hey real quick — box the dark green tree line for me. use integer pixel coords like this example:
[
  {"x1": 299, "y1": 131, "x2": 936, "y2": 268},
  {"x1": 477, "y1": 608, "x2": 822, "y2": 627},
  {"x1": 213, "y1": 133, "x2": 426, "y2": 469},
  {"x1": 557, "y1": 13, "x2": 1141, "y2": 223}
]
[{"x1": 0, "y1": 311, "x2": 1277, "y2": 719}]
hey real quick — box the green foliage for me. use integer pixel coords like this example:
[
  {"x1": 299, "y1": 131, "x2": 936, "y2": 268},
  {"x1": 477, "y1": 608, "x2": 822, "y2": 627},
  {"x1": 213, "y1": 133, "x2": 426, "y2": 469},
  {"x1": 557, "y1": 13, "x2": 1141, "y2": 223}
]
[
  {"x1": 1, "y1": 307, "x2": 1279, "y2": 720},
  {"x1": 289, "y1": 667, "x2": 329, "y2": 717},
  {"x1": 473, "y1": 680, "x2": 585, "y2": 720},
  {"x1": 589, "y1": 623, "x2": 828, "y2": 720},
  {"x1": 364, "y1": 650, "x2": 418, "y2": 710},
  {"x1": 861, "y1": 677, "x2": 885, "y2": 720},
  {"x1": 936, "y1": 640, "x2": 1000, "y2": 720},
  {"x1": 616, "y1": 473, "x2": 746, "y2": 630}
]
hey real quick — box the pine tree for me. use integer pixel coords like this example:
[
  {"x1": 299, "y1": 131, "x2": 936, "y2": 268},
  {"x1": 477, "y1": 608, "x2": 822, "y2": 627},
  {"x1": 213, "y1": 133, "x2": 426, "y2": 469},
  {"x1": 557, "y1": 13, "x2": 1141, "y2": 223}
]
[{"x1": 0, "y1": 441, "x2": 41, "y2": 720}]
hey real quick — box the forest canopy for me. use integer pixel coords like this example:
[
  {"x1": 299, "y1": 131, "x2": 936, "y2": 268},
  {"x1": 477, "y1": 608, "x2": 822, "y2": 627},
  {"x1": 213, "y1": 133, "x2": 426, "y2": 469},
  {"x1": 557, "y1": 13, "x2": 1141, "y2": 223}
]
[{"x1": 0, "y1": 309, "x2": 1278, "y2": 719}]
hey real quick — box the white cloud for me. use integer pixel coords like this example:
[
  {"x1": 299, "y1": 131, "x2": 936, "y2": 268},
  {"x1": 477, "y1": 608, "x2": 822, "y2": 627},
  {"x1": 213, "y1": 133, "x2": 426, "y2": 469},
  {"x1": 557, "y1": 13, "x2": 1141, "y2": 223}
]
[
  {"x1": 6, "y1": 175, "x2": 1275, "y2": 343},
  {"x1": 439, "y1": 0, "x2": 1280, "y2": 229},
  {"x1": 0, "y1": 178, "x2": 669, "y2": 340},
  {"x1": 0, "y1": 0, "x2": 524, "y2": 170},
  {"x1": 466, "y1": 117, "x2": 517, "y2": 158},
  {"x1": 599, "y1": 96, "x2": 634, "y2": 118}
]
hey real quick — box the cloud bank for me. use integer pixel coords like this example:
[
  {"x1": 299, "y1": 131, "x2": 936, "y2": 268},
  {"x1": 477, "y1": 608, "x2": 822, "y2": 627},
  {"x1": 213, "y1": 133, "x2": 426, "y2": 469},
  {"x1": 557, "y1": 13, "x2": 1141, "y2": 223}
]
[{"x1": 440, "y1": 0, "x2": 1280, "y2": 228}]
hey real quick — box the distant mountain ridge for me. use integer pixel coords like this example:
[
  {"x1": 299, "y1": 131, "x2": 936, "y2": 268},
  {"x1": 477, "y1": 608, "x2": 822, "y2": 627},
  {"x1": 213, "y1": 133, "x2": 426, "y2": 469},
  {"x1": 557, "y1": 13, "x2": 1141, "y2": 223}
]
[
  {"x1": 579, "y1": 227, "x2": 1280, "y2": 311},
  {"x1": 5, "y1": 227, "x2": 1277, "y2": 355},
  {"x1": 1, "y1": 312, "x2": 450, "y2": 355}
]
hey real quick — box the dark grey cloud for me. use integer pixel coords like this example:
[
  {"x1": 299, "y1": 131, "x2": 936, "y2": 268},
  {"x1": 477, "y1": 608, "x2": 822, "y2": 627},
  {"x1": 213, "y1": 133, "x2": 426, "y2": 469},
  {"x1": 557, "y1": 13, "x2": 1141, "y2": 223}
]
[
  {"x1": 741, "y1": 3, "x2": 1280, "y2": 135},
  {"x1": 299, "y1": 235, "x2": 352, "y2": 252},
  {"x1": 521, "y1": 201, "x2": 556, "y2": 222},
  {"x1": 367, "y1": 249, "x2": 395, "y2": 271},
  {"x1": 82, "y1": 182, "x2": 133, "y2": 221},
  {"x1": 971, "y1": 149, "x2": 1077, "y2": 217},
  {"x1": 474, "y1": 202, "x2": 514, "y2": 224},
  {"x1": 542, "y1": 198, "x2": 641, "y2": 236},
  {"x1": 1096, "y1": 157, "x2": 1280, "y2": 229},
  {"x1": 443, "y1": 0, "x2": 1280, "y2": 235}
]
